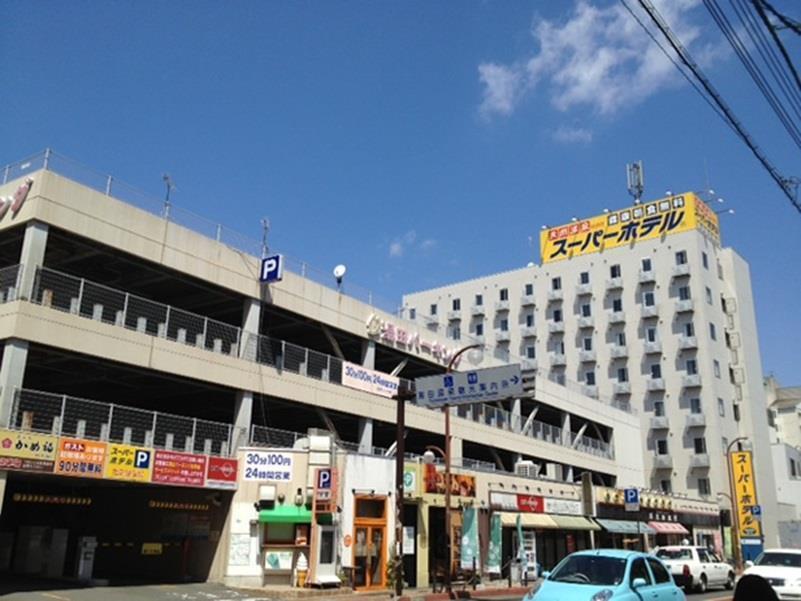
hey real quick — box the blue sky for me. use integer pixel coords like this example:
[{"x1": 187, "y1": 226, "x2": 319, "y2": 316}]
[{"x1": 2, "y1": 0, "x2": 799, "y2": 383}]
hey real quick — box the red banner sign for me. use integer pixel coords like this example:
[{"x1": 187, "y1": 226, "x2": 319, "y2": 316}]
[
  {"x1": 516, "y1": 494, "x2": 544, "y2": 513},
  {"x1": 152, "y1": 450, "x2": 207, "y2": 487},
  {"x1": 206, "y1": 456, "x2": 238, "y2": 490}
]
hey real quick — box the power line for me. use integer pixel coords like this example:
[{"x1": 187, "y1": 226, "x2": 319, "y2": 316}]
[
  {"x1": 632, "y1": 0, "x2": 801, "y2": 214},
  {"x1": 758, "y1": 0, "x2": 801, "y2": 35},
  {"x1": 752, "y1": 0, "x2": 801, "y2": 96}
]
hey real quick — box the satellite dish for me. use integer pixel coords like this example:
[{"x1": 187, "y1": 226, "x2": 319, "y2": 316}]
[
  {"x1": 527, "y1": 261, "x2": 535, "y2": 267},
  {"x1": 333, "y1": 264, "x2": 347, "y2": 289}
]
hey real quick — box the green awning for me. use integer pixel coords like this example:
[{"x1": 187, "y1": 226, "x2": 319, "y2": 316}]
[
  {"x1": 259, "y1": 505, "x2": 312, "y2": 524},
  {"x1": 596, "y1": 518, "x2": 656, "y2": 535}
]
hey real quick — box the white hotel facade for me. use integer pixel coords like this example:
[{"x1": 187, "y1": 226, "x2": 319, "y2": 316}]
[{"x1": 403, "y1": 193, "x2": 780, "y2": 547}]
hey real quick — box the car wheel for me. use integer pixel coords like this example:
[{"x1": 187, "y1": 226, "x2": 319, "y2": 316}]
[
  {"x1": 696, "y1": 574, "x2": 707, "y2": 593},
  {"x1": 725, "y1": 572, "x2": 735, "y2": 590}
]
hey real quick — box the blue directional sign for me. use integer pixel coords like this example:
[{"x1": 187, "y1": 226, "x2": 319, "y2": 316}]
[
  {"x1": 751, "y1": 505, "x2": 762, "y2": 518},
  {"x1": 259, "y1": 254, "x2": 284, "y2": 283},
  {"x1": 624, "y1": 488, "x2": 640, "y2": 512},
  {"x1": 415, "y1": 364, "x2": 523, "y2": 408}
]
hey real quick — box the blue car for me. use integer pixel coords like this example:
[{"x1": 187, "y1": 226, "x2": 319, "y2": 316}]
[{"x1": 525, "y1": 549, "x2": 686, "y2": 601}]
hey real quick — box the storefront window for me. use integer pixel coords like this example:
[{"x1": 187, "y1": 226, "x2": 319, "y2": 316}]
[
  {"x1": 320, "y1": 529, "x2": 334, "y2": 564},
  {"x1": 356, "y1": 499, "x2": 385, "y2": 519}
]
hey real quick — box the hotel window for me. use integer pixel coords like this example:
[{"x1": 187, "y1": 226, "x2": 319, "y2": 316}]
[
  {"x1": 690, "y1": 398, "x2": 702, "y2": 413},
  {"x1": 660, "y1": 479, "x2": 672, "y2": 493},
  {"x1": 617, "y1": 332, "x2": 627, "y2": 346},
  {"x1": 702, "y1": 252, "x2": 709, "y2": 269},
  {"x1": 526, "y1": 346, "x2": 536, "y2": 359},
  {"x1": 524, "y1": 283, "x2": 533, "y2": 296},
  {"x1": 475, "y1": 323, "x2": 484, "y2": 337},
  {"x1": 452, "y1": 327, "x2": 461, "y2": 340},
  {"x1": 642, "y1": 257, "x2": 652, "y2": 272},
  {"x1": 500, "y1": 319, "x2": 509, "y2": 331},
  {"x1": 646, "y1": 327, "x2": 658, "y2": 343},
  {"x1": 705, "y1": 287, "x2": 712, "y2": 305},
  {"x1": 617, "y1": 367, "x2": 629, "y2": 382},
  {"x1": 552, "y1": 277, "x2": 562, "y2": 291},
  {"x1": 525, "y1": 314, "x2": 534, "y2": 327},
  {"x1": 717, "y1": 261, "x2": 724, "y2": 279},
  {"x1": 709, "y1": 323, "x2": 717, "y2": 340},
  {"x1": 557, "y1": 340, "x2": 565, "y2": 354},
  {"x1": 583, "y1": 337, "x2": 593, "y2": 351},
  {"x1": 685, "y1": 322, "x2": 695, "y2": 337},
  {"x1": 643, "y1": 291, "x2": 656, "y2": 307},
  {"x1": 499, "y1": 288, "x2": 509, "y2": 301},
  {"x1": 654, "y1": 400, "x2": 665, "y2": 416},
  {"x1": 581, "y1": 303, "x2": 592, "y2": 317},
  {"x1": 734, "y1": 403, "x2": 741, "y2": 422},
  {"x1": 675, "y1": 250, "x2": 688, "y2": 265},
  {"x1": 686, "y1": 359, "x2": 698, "y2": 375},
  {"x1": 718, "y1": 398, "x2": 725, "y2": 417},
  {"x1": 430, "y1": 304, "x2": 437, "y2": 316},
  {"x1": 580, "y1": 272, "x2": 590, "y2": 285},
  {"x1": 791, "y1": 459, "x2": 798, "y2": 478},
  {"x1": 612, "y1": 298, "x2": 623, "y2": 312},
  {"x1": 610, "y1": 264, "x2": 621, "y2": 278},
  {"x1": 553, "y1": 309, "x2": 563, "y2": 322},
  {"x1": 585, "y1": 371, "x2": 596, "y2": 386},
  {"x1": 679, "y1": 286, "x2": 691, "y2": 301},
  {"x1": 694, "y1": 437, "x2": 707, "y2": 454},
  {"x1": 651, "y1": 363, "x2": 662, "y2": 379},
  {"x1": 698, "y1": 478, "x2": 711, "y2": 496},
  {"x1": 722, "y1": 437, "x2": 728, "y2": 452},
  {"x1": 409, "y1": 308, "x2": 416, "y2": 320},
  {"x1": 475, "y1": 294, "x2": 483, "y2": 306},
  {"x1": 657, "y1": 439, "x2": 669, "y2": 455},
  {"x1": 714, "y1": 360, "x2": 721, "y2": 378},
  {"x1": 452, "y1": 298, "x2": 461, "y2": 311}
]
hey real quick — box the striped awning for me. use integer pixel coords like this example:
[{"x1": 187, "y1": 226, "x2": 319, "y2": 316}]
[
  {"x1": 596, "y1": 518, "x2": 656, "y2": 534},
  {"x1": 550, "y1": 515, "x2": 601, "y2": 531},
  {"x1": 648, "y1": 521, "x2": 690, "y2": 535},
  {"x1": 498, "y1": 512, "x2": 559, "y2": 528}
]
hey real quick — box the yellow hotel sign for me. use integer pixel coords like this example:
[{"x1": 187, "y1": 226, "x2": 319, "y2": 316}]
[
  {"x1": 731, "y1": 451, "x2": 762, "y2": 539},
  {"x1": 540, "y1": 192, "x2": 720, "y2": 264}
]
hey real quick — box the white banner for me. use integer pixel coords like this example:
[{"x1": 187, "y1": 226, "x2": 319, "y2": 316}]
[
  {"x1": 242, "y1": 451, "x2": 293, "y2": 481},
  {"x1": 342, "y1": 361, "x2": 400, "y2": 399},
  {"x1": 544, "y1": 498, "x2": 582, "y2": 515}
]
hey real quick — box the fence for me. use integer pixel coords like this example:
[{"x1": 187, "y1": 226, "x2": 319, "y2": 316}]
[
  {"x1": 0, "y1": 264, "x2": 21, "y2": 303},
  {"x1": 8, "y1": 388, "x2": 233, "y2": 456}
]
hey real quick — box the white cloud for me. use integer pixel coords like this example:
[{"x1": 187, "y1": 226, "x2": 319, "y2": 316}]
[
  {"x1": 420, "y1": 239, "x2": 437, "y2": 251},
  {"x1": 389, "y1": 241, "x2": 404, "y2": 257},
  {"x1": 478, "y1": 0, "x2": 719, "y2": 118},
  {"x1": 552, "y1": 125, "x2": 593, "y2": 144},
  {"x1": 388, "y1": 230, "x2": 437, "y2": 258}
]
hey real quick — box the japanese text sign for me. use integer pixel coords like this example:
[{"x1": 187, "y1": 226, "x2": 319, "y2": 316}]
[
  {"x1": 55, "y1": 438, "x2": 106, "y2": 478},
  {"x1": 731, "y1": 451, "x2": 762, "y2": 538},
  {"x1": 342, "y1": 361, "x2": 400, "y2": 399},
  {"x1": 415, "y1": 364, "x2": 523, "y2": 408},
  {"x1": 0, "y1": 428, "x2": 57, "y2": 473},
  {"x1": 153, "y1": 450, "x2": 207, "y2": 487},
  {"x1": 242, "y1": 451, "x2": 294, "y2": 481},
  {"x1": 516, "y1": 494, "x2": 544, "y2": 513},
  {"x1": 206, "y1": 456, "x2": 239, "y2": 490},
  {"x1": 104, "y1": 443, "x2": 153, "y2": 482},
  {"x1": 539, "y1": 193, "x2": 720, "y2": 264}
]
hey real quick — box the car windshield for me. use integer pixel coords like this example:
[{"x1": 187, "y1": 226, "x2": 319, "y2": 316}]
[
  {"x1": 755, "y1": 552, "x2": 801, "y2": 568},
  {"x1": 656, "y1": 548, "x2": 692, "y2": 560},
  {"x1": 549, "y1": 555, "x2": 627, "y2": 585}
]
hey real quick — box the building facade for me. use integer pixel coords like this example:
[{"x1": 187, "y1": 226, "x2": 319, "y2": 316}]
[{"x1": 403, "y1": 193, "x2": 780, "y2": 548}]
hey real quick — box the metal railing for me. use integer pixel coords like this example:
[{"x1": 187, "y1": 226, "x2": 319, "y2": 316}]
[
  {"x1": 8, "y1": 388, "x2": 233, "y2": 456},
  {"x1": 0, "y1": 264, "x2": 21, "y2": 303}
]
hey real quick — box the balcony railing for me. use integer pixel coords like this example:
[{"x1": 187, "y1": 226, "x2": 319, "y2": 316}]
[
  {"x1": 494, "y1": 329, "x2": 511, "y2": 342},
  {"x1": 638, "y1": 270, "x2": 656, "y2": 283},
  {"x1": 653, "y1": 455, "x2": 673, "y2": 469},
  {"x1": 690, "y1": 453, "x2": 710, "y2": 468},
  {"x1": 447, "y1": 310, "x2": 461, "y2": 321},
  {"x1": 547, "y1": 289, "x2": 563, "y2": 302},
  {"x1": 520, "y1": 326, "x2": 537, "y2": 338},
  {"x1": 644, "y1": 341, "x2": 662, "y2": 354},
  {"x1": 470, "y1": 304, "x2": 485, "y2": 316},
  {"x1": 608, "y1": 310, "x2": 625, "y2": 324},
  {"x1": 549, "y1": 352, "x2": 567, "y2": 366},
  {"x1": 647, "y1": 378, "x2": 666, "y2": 391},
  {"x1": 520, "y1": 295, "x2": 536, "y2": 307},
  {"x1": 650, "y1": 416, "x2": 669, "y2": 430},
  {"x1": 682, "y1": 374, "x2": 702, "y2": 388},
  {"x1": 578, "y1": 316, "x2": 595, "y2": 329},
  {"x1": 686, "y1": 413, "x2": 706, "y2": 428},
  {"x1": 641, "y1": 304, "x2": 659, "y2": 318},
  {"x1": 613, "y1": 382, "x2": 631, "y2": 395},
  {"x1": 610, "y1": 345, "x2": 628, "y2": 359},
  {"x1": 672, "y1": 264, "x2": 691, "y2": 277},
  {"x1": 676, "y1": 299, "x2": 694, "y2": 313},
  {"x1": 9, "y1": 388, "x2": 234, "y2": 456},
  {"x1": 0, "y1": 264, "x2": 21, "y2": 303},
  {"x1": 678, "y1": 335, "x2": 698, "y2": 350},
  {"x1": 495, "y1": 300, "x2": 510, "y2": 312},
  {"x1": 579, "y1": 350, "x2": 597, "y2": 363},
  {"x1": 548, "y1": 321, "x2": 565, "y2": 334},
  {"x1": 606, "y1": 277, "x2": 623, "y2": 290},
  {"x1": 576, "y1": 283, "x2": 592, "y2": 296}
]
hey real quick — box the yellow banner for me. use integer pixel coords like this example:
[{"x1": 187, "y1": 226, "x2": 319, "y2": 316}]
[
  {"x1": 540, "y1": 193, "x2": 719, "y2": 264},
  {"x1": 55, "y1": 437, "x2": 107, "y2": 478},
  {"x1": 104, "y1": 443, "x2": 153, "y2": 483},
  {"x1": 0, "y1": 428, "x2": 58, "y2": 461},
  {"x1": 731, "y1": 451, "x2": 762, "y2": 538}
]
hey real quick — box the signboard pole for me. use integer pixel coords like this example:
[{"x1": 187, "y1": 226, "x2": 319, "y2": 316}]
[
  {"x1": 444, "y1": 402, "x2": 452, "y2": 595},
  {"x1": 727, "y1": 437, "x2": 748, "y2": 572},
  {"x1": 393, "y1": 383, "x2": 414, "y2": 598}
]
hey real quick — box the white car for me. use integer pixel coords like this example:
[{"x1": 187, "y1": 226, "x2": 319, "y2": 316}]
[
  {"x1": 743, "y1": 548, "x2": 801, "y2": 600},
  {"x1": 653, "y1": 545, "x2": 735, "y2": 593}
]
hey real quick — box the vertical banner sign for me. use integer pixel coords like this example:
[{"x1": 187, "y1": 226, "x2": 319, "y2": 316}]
[
  {"x1": 487, "y1": 513, "x2": 502, "y2": 575},
  {"x1": 55, "y1": 438, "x2": 107, "y2": 478},
  {"x1": 460, "y1": 506, "x2": 479, "y2": 570},
  {"x1": 105, "y1": 444, "x2": 153, "y2": 482},
  {"x1": 731, "y1": 451, "x2": 762, "y2": 538}
]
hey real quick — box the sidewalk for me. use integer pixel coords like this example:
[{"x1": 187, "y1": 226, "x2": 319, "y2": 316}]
[{"x1": 236, "y1": 583, "x2": 535, "y2": 601}]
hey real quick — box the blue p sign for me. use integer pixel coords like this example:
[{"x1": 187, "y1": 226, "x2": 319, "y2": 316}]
[
  {"x1": 318, "y1": 468, "x2": 332, "y2": 490},
  {"x1": 135, "y1": 450, "x2": 151, "y2": 469},
  {"x1": 260, "y1": 254, "x2": 284, "y2": 283},
  {"x1": 624, "y1": 488, "x2": 639, "y2": 504}
]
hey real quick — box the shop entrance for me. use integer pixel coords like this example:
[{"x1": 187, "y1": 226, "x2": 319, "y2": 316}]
[{"x1": 352, "y1": 496, "x2": 386, "y2": 590}]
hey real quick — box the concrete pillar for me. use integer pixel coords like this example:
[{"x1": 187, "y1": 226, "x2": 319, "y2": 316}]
[
  {"x1": 238, "y1": 298, "x2": 261, "y2": 360},
  {"x1": 450, "y1": 436, "x2": 463, "y2": 468},
  {"x1": 232, "y1": 391, "x2": 253, "y2": 450},
  {"x1": 0, "y1": 471, "x2": 7, "y2": 515},
  {"x1": 18, "y1": 222, "x2": 49, "y2": 301},
  {"x1": 561, "y1": 412, "x2": 572, "y2": 446},
  {"x1": 512, "y1": 398, "x2": 522, "y2": 433},
  {"x1": 0, "y1": 340, "x2": 29, "y2": 427},
  {"x1": 361, "y1": 340, "x2": 375, "y2": 370},
  {"x1": 358, "y1": 418, "x2": 373, "y2": 454}
]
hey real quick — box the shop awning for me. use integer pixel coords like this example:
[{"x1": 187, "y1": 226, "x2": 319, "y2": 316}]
[
  {"x1": 550, "y1": 515, "x2": 601, "y2": 531},
  {"x1": 648, "y1": 521, "x2": 690, "y2": 535},
  {"x1": 258, "y1": 505, "x2": 313, "y2": 524},
  {"x1": 596, "y1": 518, "x2": 656, "y2": 535},
  {"x1": 498, "y1": 512, "x2": 559, "y2": 528}
]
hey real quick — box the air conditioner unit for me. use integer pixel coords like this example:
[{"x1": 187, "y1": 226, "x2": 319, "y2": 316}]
[{"x1": 515, "y1": 460, "x2": 538, "y2": 478}]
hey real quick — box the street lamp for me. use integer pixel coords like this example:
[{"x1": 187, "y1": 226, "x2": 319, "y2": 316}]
[{"x1": 726, "y1": 437, "x2": 749, "y2": 572}]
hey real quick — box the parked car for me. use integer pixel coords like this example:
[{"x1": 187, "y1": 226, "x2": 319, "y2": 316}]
[
  {"x1": 524, "y1": 549, "x2": 686, "y2": 601},
  {"x1": 743, "y1": 548, "x2": 801, "y2": 600},
  {"x1": 653, "y1": 545, "x2": 734, "y2": 593}
]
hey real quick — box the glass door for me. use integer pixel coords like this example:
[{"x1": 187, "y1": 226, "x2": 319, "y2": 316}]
[{"x1": 352, "y1": 525, "x2": 385, "y2": 589}]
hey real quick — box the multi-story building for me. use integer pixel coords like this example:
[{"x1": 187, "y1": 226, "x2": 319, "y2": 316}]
[
  {"x1": 404, "y1": 192, "x2": 780, "y2": 548},
  {"x1": 0, "y1": 150, "x2": 647, "y2": 586}
]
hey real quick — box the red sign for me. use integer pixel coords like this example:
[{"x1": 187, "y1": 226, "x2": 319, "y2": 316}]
[
  {"x1": 152, "y1": 450, "x2": 207, "y2": 487},
  {"x1": 516, "y1": 494, "x2": 544, "y2": 513},
  {"x1": 206, "y1": 457, "x2": 238, "y2": 490}
]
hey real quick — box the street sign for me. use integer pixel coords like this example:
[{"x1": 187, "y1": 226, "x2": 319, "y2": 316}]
[
  {"x1": 624, "y1": 488, "x2": 640, "y2": 512},
  {"x1": 259, "y1": 254, "x2": 284, "y2": 283},
  {"x1": 414, "y1": 364, "x2": 523, "y2": 408},
  {"x1": 751, "y1": 505, "x2": 762, "y2": 519}
]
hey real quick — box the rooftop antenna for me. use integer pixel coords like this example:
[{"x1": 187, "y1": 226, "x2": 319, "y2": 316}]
[
  {"x1": 626, "y1": 161, "x2": 644, "y2": 204},
  {"x1": 260, "y1": 218, "x2": 271, "y2": 258},
  {"x1": 162, "y1": 173, "x2": 176, "y2": 219}
]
